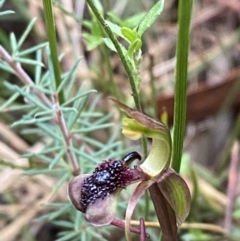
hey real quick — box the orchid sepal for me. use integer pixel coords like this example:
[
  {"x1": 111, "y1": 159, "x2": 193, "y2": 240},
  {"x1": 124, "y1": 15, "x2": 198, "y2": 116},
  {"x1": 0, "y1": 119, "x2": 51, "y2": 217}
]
[{"x1": 110, "y1": 97, "x2": 172, "y2": 178}]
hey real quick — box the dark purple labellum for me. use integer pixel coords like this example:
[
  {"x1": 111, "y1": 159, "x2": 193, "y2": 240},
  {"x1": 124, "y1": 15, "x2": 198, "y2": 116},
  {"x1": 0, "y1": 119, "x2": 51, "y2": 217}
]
[{"x1": 80, "y1": 152, "x2": 142, "y2": 212}]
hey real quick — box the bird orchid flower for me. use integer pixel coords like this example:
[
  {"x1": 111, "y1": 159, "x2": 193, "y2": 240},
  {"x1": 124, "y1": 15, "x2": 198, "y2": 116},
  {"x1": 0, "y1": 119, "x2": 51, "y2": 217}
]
[{"x1": 68, "y1": 98, "x2": 191, "y2": 241}]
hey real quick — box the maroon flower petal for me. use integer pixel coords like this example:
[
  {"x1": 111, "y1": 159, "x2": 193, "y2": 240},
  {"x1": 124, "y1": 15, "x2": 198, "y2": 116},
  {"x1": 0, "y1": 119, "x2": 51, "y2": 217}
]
[
  {"x1": 125, "y1": 180, "x2": 153, "y2": 241},
  {"x1": 85, "y1": 189, "x2": 120, "y2": 226},
  {"x1": 68, "y1": 174, "x2": 90, "y2": 212}
]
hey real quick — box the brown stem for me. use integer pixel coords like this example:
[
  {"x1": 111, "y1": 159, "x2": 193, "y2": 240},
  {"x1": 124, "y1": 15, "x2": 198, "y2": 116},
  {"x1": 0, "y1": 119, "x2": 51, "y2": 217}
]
[
  {"x1": 0, "y1": 45, "x2": 80, "y2": 175},
  {"x1": 53, "y1": 94, "x2": 80, "y2": 175},
  {"x1": 139, "y1": 218, "x2": 147, "y2": 241},
  {"x1": 0, "y1": 45, "x2": 51, "y2": 107},
  {"x1": 224, "y1": 142, "x2": 239, "y2": 231},
  {"x1": 111, "y1": 219, "x2": 150, "y2": 239}
]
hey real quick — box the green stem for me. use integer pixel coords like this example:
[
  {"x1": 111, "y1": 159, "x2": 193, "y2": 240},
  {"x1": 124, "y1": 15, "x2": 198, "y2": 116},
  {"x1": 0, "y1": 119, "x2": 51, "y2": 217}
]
[
  {"x1": 86, "y1": 0, "x2": 141, "y2": 111},
  {"x1": 172, "y1": 0, "x2": 193, "y2": 173},
  {"x1": 42, "y1": 0, "x2": 64, "y2": 104},
  {"x1": 86, "y1": 0, "x2": 148, "y2": 157}
]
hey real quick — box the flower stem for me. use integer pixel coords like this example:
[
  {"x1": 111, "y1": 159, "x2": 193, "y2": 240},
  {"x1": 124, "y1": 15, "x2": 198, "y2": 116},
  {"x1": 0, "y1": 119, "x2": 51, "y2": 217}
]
[
  {"x1": 86, "y1": 0, "x2": 148, "y2": 157},
  {"x1": 53, "y1": 93, "x2": 80, "y2": 175},
  {"x1": 111, "y1": 219, "x2": 150, "y2": 238},
  {"x1": 85, "y1": 0, "x2": 141, "y2": 111}
]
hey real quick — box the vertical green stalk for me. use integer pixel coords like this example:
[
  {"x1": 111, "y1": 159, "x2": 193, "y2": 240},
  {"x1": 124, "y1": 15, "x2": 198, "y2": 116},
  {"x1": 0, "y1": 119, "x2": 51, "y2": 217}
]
[
  {"x1": 172, "y1": 0, "x2": 193, "y2": 173},
  {"x1": 86, "y1": 0, "x2": 141, "y2": 111},
  {"x1": 42, "y1": 0, "x2": 65, "y2": 104},
  {"x1": 86, "y1": 0, "x2": 148, "y2": 158}
]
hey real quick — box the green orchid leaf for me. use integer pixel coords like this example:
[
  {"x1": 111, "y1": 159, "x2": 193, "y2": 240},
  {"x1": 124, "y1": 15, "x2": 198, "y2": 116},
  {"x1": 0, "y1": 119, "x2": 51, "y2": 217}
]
[
  {"x1": 105, "y1": 20, "x2": 124, "y2": 38},
  {"x1": 121, "y1": 27, "x2": 139, "y2": 43},
  {"x1": 157, "y1": 168, "x2": 191, "y2": 225},
  {"x1": 82, "y1": 33, "x2": 103, "y2": 50},
  {"x1": 103, "y1": 38, "x2": 128, "y2": 57},
  {"x1": 137, "y1": 0, "x2": 164, "y2": 36},
  {"x1": 122, "y1": 12, "x2": 146, "y2": 28},
  {"x1": 103, "y1": 37, "x2": 116, "y2": 52},
  {"x1": 128, "y1": 39, "x2": 142, "y2": 58}
]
